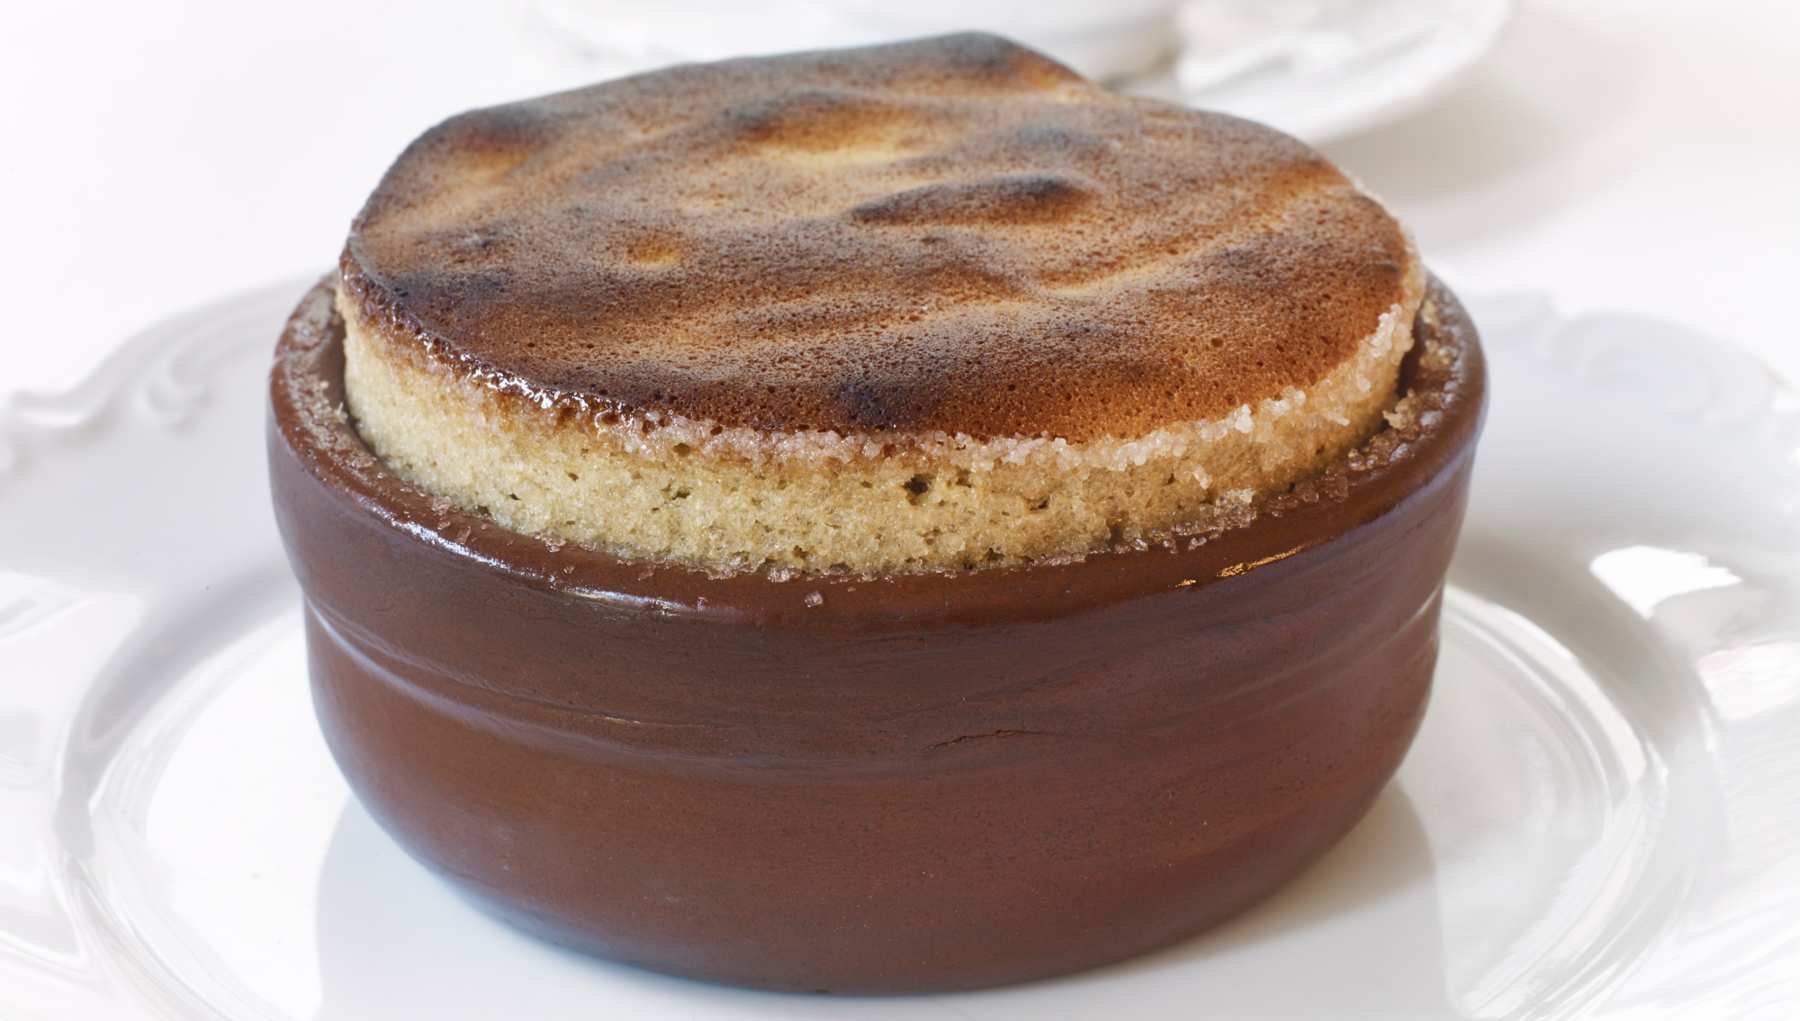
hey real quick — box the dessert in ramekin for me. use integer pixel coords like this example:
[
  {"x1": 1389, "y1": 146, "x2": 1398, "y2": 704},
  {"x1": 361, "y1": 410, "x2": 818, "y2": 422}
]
[{"x1": 270, "y1": 33, "x2": 1486, "y2": 993}]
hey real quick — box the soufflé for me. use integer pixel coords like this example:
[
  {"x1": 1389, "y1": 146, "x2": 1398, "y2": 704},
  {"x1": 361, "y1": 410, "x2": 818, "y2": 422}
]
[{"x1": 270, "y1": 33, "x2": 1486, "y2": 993}]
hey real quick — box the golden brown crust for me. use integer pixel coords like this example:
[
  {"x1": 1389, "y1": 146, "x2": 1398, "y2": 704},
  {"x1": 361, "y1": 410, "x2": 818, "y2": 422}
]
[{"x1": 343, "y1": 33, "x2": 1414, "y2": 442}]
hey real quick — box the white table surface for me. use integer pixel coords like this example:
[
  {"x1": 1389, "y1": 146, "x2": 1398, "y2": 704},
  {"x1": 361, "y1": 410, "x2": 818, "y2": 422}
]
[{"x1": 3, "y1": 0, "x2": 1797, "y2": 399}]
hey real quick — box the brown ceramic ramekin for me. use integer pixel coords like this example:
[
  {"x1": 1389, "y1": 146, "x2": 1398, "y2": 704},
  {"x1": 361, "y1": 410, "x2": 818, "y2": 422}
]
[{"x1": 269, "y1": 275, "x2": 1485, "y2": 994}]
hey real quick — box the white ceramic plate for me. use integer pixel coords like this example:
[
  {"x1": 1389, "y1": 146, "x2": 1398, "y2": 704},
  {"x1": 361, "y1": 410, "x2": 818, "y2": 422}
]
[
  {"x1": 1151, "y1": 0, "x2": 1515, "y2": 144},
  {"x1": 1, "y1": 280, "x2": 1796, "y2": 1019}
]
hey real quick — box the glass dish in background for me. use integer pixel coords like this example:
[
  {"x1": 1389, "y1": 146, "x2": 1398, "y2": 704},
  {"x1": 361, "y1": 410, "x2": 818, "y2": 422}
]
[{"x1": 525, "y1": 0, "x2": 1512, "y2": 144}]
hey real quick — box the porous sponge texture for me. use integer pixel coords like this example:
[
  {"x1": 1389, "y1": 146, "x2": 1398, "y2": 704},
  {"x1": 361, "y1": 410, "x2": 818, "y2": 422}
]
[{"x1": 340, "y1": 255, "x2": 1422, "y2": 575}]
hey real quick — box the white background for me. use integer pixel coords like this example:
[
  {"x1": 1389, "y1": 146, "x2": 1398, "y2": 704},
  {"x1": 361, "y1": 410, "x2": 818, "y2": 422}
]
[{"x1": 3, "y1": 0, "x2": 1796, "y2": 398}]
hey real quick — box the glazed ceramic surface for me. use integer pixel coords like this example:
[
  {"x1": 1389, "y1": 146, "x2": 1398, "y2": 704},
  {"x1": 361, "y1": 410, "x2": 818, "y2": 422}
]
[
  {"x1": 267, "y1": 278, "x2": 1481, "y2": 993},
  {"x1": 1, "y1": 280, "x2": 1796, "y2": 1016}
]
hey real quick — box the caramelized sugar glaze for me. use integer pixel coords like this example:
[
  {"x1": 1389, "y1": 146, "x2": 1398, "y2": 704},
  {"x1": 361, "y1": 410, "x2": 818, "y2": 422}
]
[{"x1": 343, "y1": 34, "x2": 1415, "y2": 438}]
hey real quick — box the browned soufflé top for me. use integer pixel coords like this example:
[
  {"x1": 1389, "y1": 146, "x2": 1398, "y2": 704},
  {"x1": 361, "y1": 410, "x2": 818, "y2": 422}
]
[{"x1": 341, "y1": 32, "x2": 1414, "y2": 441}]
